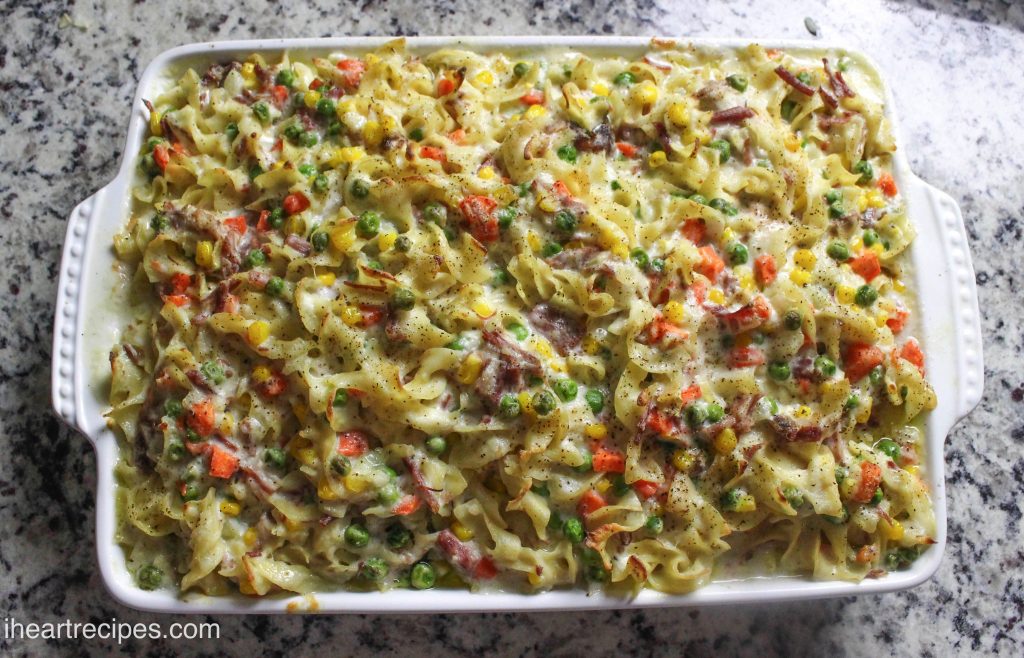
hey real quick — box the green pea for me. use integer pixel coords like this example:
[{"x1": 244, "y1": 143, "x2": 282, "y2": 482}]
[
  {"x1": 829, "y1": 201, "x2": 845, "y2": 219},
  {"x1": 284, "y1": 123, "x2": 304, "y2": 143},
  {"x1": 783, "y1": 486, "x2": 804, "y2": 509},
  {"x1": 728, "y1": 242, "x2": 749, "y2": 265},
  {"x1": 496, "y1": 206, "x2": 517, "y2": 230},
  {"x1": 225, "y1": 123, "x2": 239, "y2": 141},
  {"x1": 796, "y1": 71, "x2": 813, "y2": 85},
  {"x1": 562, "y1": 517, "x2": 585, "y2": 543},
  {"x1": 531, "y1": 483, "x2": 550, "y2": 498},
  {"x1": 150, "y1": 212, "x2": 169, "y2": 232},
  {"x1": 163, "y1": 399, "x2": 183, "y2": 418},
  {"x1": 357, "y1": 211, "x2": 381, "y2": 238},
  {"x1": 264, "y1": 447, "x2": 287, "y2": 468},
  {"x1": 768, "y1": 361, "x2": 791, "y2": 380},
  {"x1": 181, "y1": 483, "x2": 202, "y2": 502},
  {"x1": 541, "y1": 242, "x2": 563, "y2": 257},
  {"x1": 394, "y1": 235, "x2": 412, "y2": 252},
  {"x1": 726, "y1": 74, "x2": 748, "y2": 92},
  {"x1": 249, "y1": 164, "x2": 265, "y2": 181},
  {"x1": 573, "y1": 450, "x2": 592, "y2": 473},
  {"x1": 554, "y1": 210, "x2": 578, "y2": 233},
  {"x1": 611, "y1": 474, "x2": 630, "y2": 497},
  {"x1": 200, "y1": 360, "x2": 226, "y2": 385},
  {"x1": 709, "y1": 197, "x2": 739, "y2": 216},
  {"x1": 685, "y1": 403, "x2": 707, "y2": 428},
  {"x1": 425, "y1": 436, "x2": 447, "y2": 455},
  {"x1": 783, "y1": 310, "x2": 803, "y2": 331},
  {"x1": 553, "y1": 379, "x2": 578, "y2": 402},
  {"x1": 136, "y1": 564, "x2": 163, "y2": 591},
  {"x1": 500, "y1": 394, "x2": 521, "y2": 420},
  {"x1": 834, "y1": 466, "x2": 848, "y2": 484},
  {"x1": 252, "y1": 102, "x2": 270, "y2": 124},
  {"x1": 312, "y1": 173, "x2": 329, "y2": 193},
  {"x1": 719, "y1": 488, "x2": 744, "y2": 510},
  {"x1": 299, "y1": 131, "x2": 319, "y2": 147},
  {"x1": 630, "y1": 248, "x2": 650, "y2": 270},
  {"x1": 825, "y1": 190, "x2": 842, "y2": 204},
  {"x1": 869, "y1": 487, "x2": 883, "y2": 505},
  {"x1": 491, "y1": 269, "x2": 510, "y2": 286},
  {"x1": 876, "y1": 439, "x2": 901, "y2": 461},
  {"x1": 185, "y1": 429, "x2": 202, "y2": 444},
  {"x1": 706, "y1": 402, "x2": 725, "y2": 423},
  {"x1": 507, "y1": 322, "x2": 529, "y2": 341},
  {"x1": 244, "y1": 248, "x2": 266, "y2": 268},
  {"x1": 265, "y1": 276, "x2": 285, "y2": 297},
  {"x1": 330, "y1": 454, "x2": 351, "y2": 476},
  {"x1": 853, "y1": 160, "x2": 874, "y2": 183},
  {"x1": 844, "y1": 394, "x2": 860, "y2": 410},
  {"x1": 585, "y1": 389, "x2": 605, "y2": 415},
  {"x1": 610, "y1": 180, "x2": 622, "y2": 191},
  {"x1": 781, "y1": 99, "x2": 798, "y2": 121},
  {"x1": 386, "y1": 523, "x2": 413, "y2": 550},
  {"x1": 268, "y1": 207, "x2": 285, "y2": 229},
  {"x1": 855, "y1": 285, "x2": 878, "y2": 307},
  {"x1": 382, "y1": 465, "x2": 398, "y2": 481},
  {"x1": 827, "y1": 240, "x2": 850, "y2": 261},
  {"x1": 391, "y1": 287, "x2": 415, "y2": 310},
  {"x1": 614, "y1": 71, "x2": 636, "y2": 86},
  {"x1": 166, "y1": 439, "x2": 186, "y2": 461},
  {"x1": 275, "y1": 68, "x2": 296, "y2": 88},
  {"x1": 650, "y1": 257, "x2": 665, "y2": 272},
  {"x1": 410, "y1": 562, "x2": 436, "y2": 589},
  {"x1": 863, "y1": 229, "x2": 880, "y2": 247},
  {"x1": 531, "y1": 390, "x2": 557, "y2": 416},
  {"x1": 310, "y1": 231, "x2": 328, "y2": 252},
  {"x1": 316, "y1": 96, "x2": 336, "y2": 118},
  {"x1": 445, "y1": 335, "x2": 464, "y2": 350},
  {"x1": 708, "y1": 139, "x2": 731, "y2": 163},
  {"x1": 814, "y1": 355, "x2": 837, "y2": 377},
  {"x1": 345, "y1": 523, "x2": 370, "y2": 548},
  {"x1": 360, "y1": 557, "x2": 388, "y2": 580},
  {"x1": 689, "y1": 193, "x2": 709, "y2": 206},
  {"x1": 512, "y1": 62, "x2": 531, "y2": 77},
  {"x1": 645, "y1": 515, "x2": 664, "y2": 534},
  {"x1": 554, "y1": 143, "x2": 579, "y2": 164},
  {"x1": 138, "y1": 153, "x2": 159, "y2": 177},
  {"x1": 408, "y1": 127, "x2": 424, "y2": 141},
  {"x1": 423, "y1": 202, "x2": 447, "y2": 225},
  {"x1": 351, "y1": 179, "x2": 370, "y2": 199}
]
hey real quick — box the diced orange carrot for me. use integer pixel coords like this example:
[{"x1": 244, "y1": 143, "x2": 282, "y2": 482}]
[
  {"x1": 164, "y1": 294, "x2": 190, "y2": 307},
  {"x1": 728, "y1": 346, "x2": 766, "y2": 368},
  {"x1": 459, "y1": 195, "x2": 499, "y2": 243},
  {"x1": 309, "y1": 78, "x2": 324, "y2": 91},
  {"x1": 209, "y1": 446, "x2": 239, "y2": 479},
  {"x1": 592, "y1": 448, "x2": 626, "y2": 474},
  {"x1": 337, "y1": 431, "x2": 370, "y2": 457},
  {"x1": 754, "y1": 254, "x2": 777, "y2": 286},
  {"x1": 419, "y1": 145, "x2": 446, "y2": 162},
  {"x1": 849, "y1": 250, "x2": 881, "y2": 282},
  {"x1": 852, "y1": 461, "x2": 882, "y2": 503},
  {"x1": 437, "y1": 77, "x2": 455, "y2": 96},
  {"x1": 646, "y1": 409, "x2": 675, "y2": 437},
  {"x1": 256, "y1": 209, "x2": 270, "y2": 233},
  {"x1": 359, "y1": 305, "x2": 386, "y2": 326},
  {"x1": 633, "y1": 480, "x2": 660, "y2": 499},
  {"x1": 578, "y1": 489, "x2": 607, "y2": 517},
  {"x1": 224, "y1": 215, "x2": 248, "y2": 234},
  {"x1": 271, "y1": 84, "x2": 289, "y2": 104},
  {"x1": 680, "y1": 218, "x2": 706, "y2": 244},
  {"x1": 186, "y1": 399, "x2": 216, "y2": 437},
  {"x1": 679, "y1": 384, "x2": 702, "y2": 404},
  {"x1": 616, "y1": 141, "x2": 638, "y2": 158},
  {"x1": 844, "y1": 343, "x2": 884, "y2": 382},
  {"x1": 170, "y1": 272, "x2": 191, "y2": 293},
  {"x1": 519, "y1": 90, "x2": 544, "y2": 106},
  {"x1": 696, "y1": 245, "x2": 725, "y2": 282},
  {"x1": 257, "y1": 372, "x2": 287, "y2": 398},
  {"x1": 552, "y1": 180, "x2": 571, "y2": 199},
  {"x1": 447, "y1": 128, "x2": 466, "y2": 144},
  {"x1": 336, "y1": 59, "x2": 366, "y2": 87},
  {"x1": 886, "y1": 308, "x2": 909, "y2": 334},
  {"x1": 855, "y1": 545, "x2": 879, "y2": 564},
  {"x1": 152, "y1": 144, "x2": 170, "y2": 172},
  {"x1": 899, "y1": 338, "x2": 925, "y2": 374},
  {"x1": 393, "y1": 495, "x2": 422, "y2": 516},
  {"x1": 877, "y1": 173, "x2": 898, "y2": 197},
  {"x1": 282, "y1": 192, "x2": 310, "y2": 215}
]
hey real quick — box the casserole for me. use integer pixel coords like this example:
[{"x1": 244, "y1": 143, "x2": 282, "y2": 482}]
[{"x1": 51, "y1": 36, "x2": 978, "y2": 613}]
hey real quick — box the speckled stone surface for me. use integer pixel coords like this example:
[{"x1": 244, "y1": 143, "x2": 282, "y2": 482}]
[{"x1": 2, "y1": 0, "x2": 1022, "y2": 655}]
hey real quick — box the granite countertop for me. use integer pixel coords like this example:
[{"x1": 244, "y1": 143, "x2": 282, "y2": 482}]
[{"x1": 2, "y1": 0, "x2": 1022, "y2": 655}]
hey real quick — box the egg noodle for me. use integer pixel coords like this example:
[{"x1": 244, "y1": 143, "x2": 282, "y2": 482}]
[{"x1": 107, "y1": 39, "x2": 937, "y2": 597}]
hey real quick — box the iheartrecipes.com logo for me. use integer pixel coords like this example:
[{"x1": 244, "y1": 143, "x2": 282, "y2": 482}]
[{"x1": 2, "y1": 617, "x2": 220, "y2": 644}]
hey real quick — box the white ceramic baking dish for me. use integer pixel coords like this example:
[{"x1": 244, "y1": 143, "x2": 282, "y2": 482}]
[{"x1": 51, "y1": 36, "x2": 983, "y2": 614}]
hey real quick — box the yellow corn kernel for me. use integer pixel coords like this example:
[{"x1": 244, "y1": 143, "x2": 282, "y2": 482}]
[
  {"x1": 524, "y1": 104, "x2": 547, "y2": 119},
  {"x1": 219, "y1": 414, "x2": 234, "y2": 435},
  {"x1": 857, "y1": 194, "x2": 869, "y2": 213},
  {"x1": 318, "y1": 479, "x2": 339, "y2": 501},
  {"x1": 526, "y1": 231, "x2": 542, "y2": 252},
  {"x1": 378, "y1": 231, "x2": 398, "y2": 252},
  {"x1": 252, "y1": 365, "x2": 271, "y2": 383},
  {"x1": 584, "y1": 423, "x2": 608, "y2": 440},
  {"x1": 537, "y1": 196, "x2": 558, "y2": 213},
  {"x1": 471, "y1": 300, "x2": 494, "y2": 318},
  {"x1": 851, "y1": 236, "x2": 863, "y2": 251},
  {"x1": 708, "y1": 288, "x2": 725, "y2": 305},
  {"x1": 240, "y1": 62, "x2": 256, "y2": 83},
  {"x1": 893, "y1": 278, "x2": 906, "y2": 292},
  {"x1": 341, "y1": 305, "x2": 362, "y2": 326},
  {"x1": 837, "y1": 285, "x2": 857, "y2": 305},
  {"x1": 794, "y1": 405, "x2": 813, "y2": 419},
  {"x1": 739, "y1": 273, "x2": 756, "y2": 292},
  {"x1": 785, "y1": 133, "x2": 800, "y2": 151},
  {"x1": 713, "y1": 428, "x2": 738, "y2": 455},
  {"x1": 721, "y1": 227, "x2": 735, "y2": 242},
  {"x1": 344, "y1": 474, "x2": 369, "y2": 493},
  {"x1": 456, "y1": 353, "x2": 484, "y2": 385},
  {"x1": 474, "y1": 70, "x2": 494, "y2": 86},
  {"x1": 363, "y1": 120, "x2": 383, "y2": 147},
  {"x1": 531, "y1": 337, "x2": 554, "y2": 359},
  {"x1": 220, "y1": 500, "x2": 242, "y2": 516},
  {"x1": 672, "y1": 449, "x2": 696, "y2": 472},
  {"x1": 870, "y1": 242, "x2": 885, "y2": 256},
  {"x1": 634, "y1": 81, "x2": 658, "y2": 105},
  {"x1": 380, "y1": 114, "x2": 398, "y2": 133},
  {"x1": 243, "y1": 527, "x2": 258, "y2": 547},
  {"x1": 294, "y1": 448, "x2": 317, "y2": 466},
  {"x1": 667, "y1": 102, "x2": 688, "y2": 126},
  {"x1": 879, "y1": 518, "x2": 905, "y2": 541},
  {"x1": 592, "y1": 82, "x2": 610, "y2": 96},
  {"x1": 337, "y1": 99, "x2": 355, "y2": 116},
  {"x1": 478, "y1": 165, "x2": 495, "y2": 180},
  {"x1": 794, "y1": 249, "x2": 817, "y2": 270},
  {"x1": 271, "y1": 160, "x2": 285, "y2": 170},
  {"x1": 517, "y1": 391, "x2": 533, "y2": 415},
  {"x1": 330, "y1": 224, "x2": 355, "y2": 251},
  {"x1": 733, "y1": 494, "x2": 757, "y2": 513},
  {"x1": 595, "y1": 478, "x2": 612, "y2": 494},
  {"x1": 303, "y1": 90, "x2": 321, "y2": 109},
  {"x1": 493, "y1": 185, "x2": 518, "y2": 205},
  {"x1": 905, "y1": 464, "x2": 920, "y2": 477},
  {"x1": 875, "y1": 311, "x2": 889, "y2": 327},
  {"x1": 789, "y1": 268, "x2": 812, "y2": 286},
  {"x1": 335, "y1": 146, "x2": 366, "y2": 164},
  {"x1": 149, "y1": 110, "x2": 163, "y2": 137},
  {"x1": 284, "y1": 517, "x2": 304, "y2": 532},
  {"x1": 549, "y1": 360, "x2": 566, "y2": 373},
  {"x1": 247, "y1": 320, "x2": 270, "y2": 345},
  {"x1": 582, "y1": 336, "x2": 601, "y2": 355},
  {"x1": 195, "y1": 241, "x2": 214, "y2": 269},
  {"x1": 284, "y1": 215, "x2": 305, "y2": 237},
  {"x1": 866, "y1": 190, "x2": 885, "y2": 209},
  {"x1": 365, "y1": 53, "x2": 381, "y2": 66},
  {"x1": 317, "y1": 272, "x2": 336, "y2": 287},
  {"x1": 451, "y1": 521, "x2": 474, "y2": 542},
  {"x1": 663, "y1": 300, "x2": 685, "y2": 325},
  {"x1": 648, "y1": 150, "x2": 668, "y2": 168}
]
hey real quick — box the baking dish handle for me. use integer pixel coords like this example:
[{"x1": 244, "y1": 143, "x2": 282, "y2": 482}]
[
  {"x1": 909, "y1": 177, "x2": 984, "y2": 421},
  {"x1": 52, "y1": 190, "x2": 102, "y2": 440}
]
